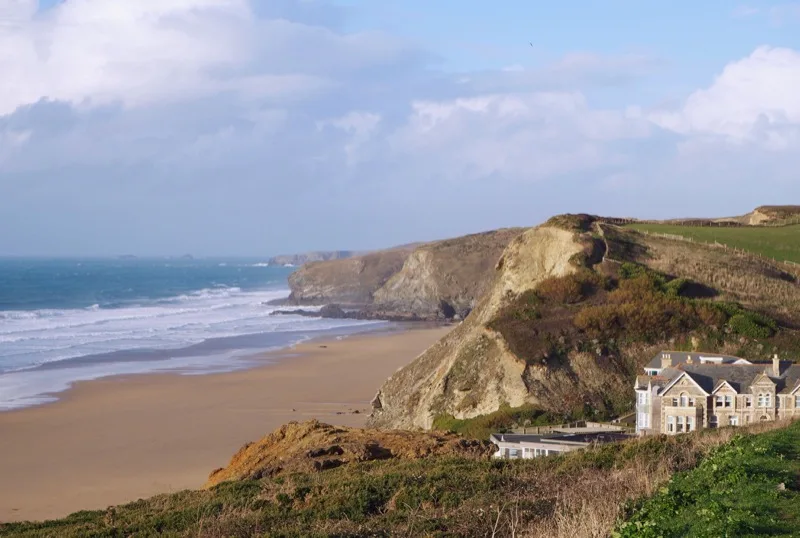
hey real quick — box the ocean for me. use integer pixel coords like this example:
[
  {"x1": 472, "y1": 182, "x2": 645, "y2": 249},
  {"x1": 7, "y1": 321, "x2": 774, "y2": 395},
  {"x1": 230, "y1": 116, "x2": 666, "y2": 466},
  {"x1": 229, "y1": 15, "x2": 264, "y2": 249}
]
[{"x1": 0, "y1": 258, "x2": 386, "y2": 410}]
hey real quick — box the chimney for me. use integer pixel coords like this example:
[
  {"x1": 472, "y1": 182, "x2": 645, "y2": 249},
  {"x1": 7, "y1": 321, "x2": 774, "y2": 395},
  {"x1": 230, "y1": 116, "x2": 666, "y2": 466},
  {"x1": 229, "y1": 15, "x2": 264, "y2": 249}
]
[
  {"x1": 661, "y1": 353, "x2": 672, "y2": 369},
  {"x1": 773, "y1": 354, "x2": 780, "y2": 377}
]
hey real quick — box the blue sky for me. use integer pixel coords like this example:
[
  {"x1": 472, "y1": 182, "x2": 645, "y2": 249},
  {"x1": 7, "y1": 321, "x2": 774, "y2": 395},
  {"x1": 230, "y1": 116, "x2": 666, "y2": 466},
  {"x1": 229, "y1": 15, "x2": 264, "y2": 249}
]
[{"x1": 1, "y1": 1, "x2": 800, "y2": 255}]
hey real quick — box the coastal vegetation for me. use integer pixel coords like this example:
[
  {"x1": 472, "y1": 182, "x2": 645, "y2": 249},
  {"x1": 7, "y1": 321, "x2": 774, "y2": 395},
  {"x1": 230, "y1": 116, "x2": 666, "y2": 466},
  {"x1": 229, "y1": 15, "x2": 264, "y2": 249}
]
[
  {"x1": 615, "y1": 420, "x2": 800, "y2": 537},
  {"x1": 626, "y1": 222, "x2": 800, "y2": 264},
  {"x1": 3, "y1": 420, "x2": 794, "y2": 538},
  {"x1": 489, "y1": 262, "x2": 795, "y2": 374}
]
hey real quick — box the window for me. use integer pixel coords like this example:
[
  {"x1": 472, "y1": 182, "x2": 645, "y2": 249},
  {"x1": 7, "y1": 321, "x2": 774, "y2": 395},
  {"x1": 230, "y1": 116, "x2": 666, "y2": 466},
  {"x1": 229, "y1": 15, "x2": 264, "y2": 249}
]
[
  {"x1": 710, "y1": 415, "x2": 718, "y2": 428},
  {"x1": 676, "y1": 416, "x2": 685, "y2": 433},
  {"x1": 745, "y1": 397, "x2": 752, "y2": 408},
  {"x1": 725, "y1": 395, "x2": 733, "y2": 408},
  {"x1": 672, "y1": 397, "x2": 678, "y2": 407},
  {"x1": 729, "y1": 416, "x2": 739, "y2": 426},
  {"x1": 716, "y1": 395, "x2": 724, "y2": 407},
  {"x1": 637, "y1": 391, "x2": 648, "y2": 405},
  {"x1": 689, "y1": 397, "x2": 695, "y2": 407},
  {"x1": 509, "y1": 449, "x2": 520, "y2": 459},
  {"x1": 638, "y1": 412, "x2": 649, "y2": 428},
  {"x1": 796, "y1": 395, "x2": 800, "y2": 408},
  {"x1": 680, "y1": 394, "x2": 688, "y2": 407},
  {"x1": 667, "y1": 415, "x2": 675, "y2": 433},
  {"x1": 758, "y1": 393, "x2": 772, "y2": 408},
  {"x1": 745, "y1": 415, "x2": 751, "y2": 424},
  {"x1": 686, "y1": 416, "x2": 694, "y2": 432}
]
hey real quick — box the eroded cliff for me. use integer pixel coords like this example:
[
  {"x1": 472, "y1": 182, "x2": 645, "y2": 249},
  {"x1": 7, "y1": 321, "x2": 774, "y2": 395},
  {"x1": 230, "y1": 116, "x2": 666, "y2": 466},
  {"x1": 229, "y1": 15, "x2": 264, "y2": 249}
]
[
  {"x1": 286, "y1": 229, "x2": 523, "y2": 318},
  {"x1": 368, "y1": 218, "x2": 800, "y2": 430}
]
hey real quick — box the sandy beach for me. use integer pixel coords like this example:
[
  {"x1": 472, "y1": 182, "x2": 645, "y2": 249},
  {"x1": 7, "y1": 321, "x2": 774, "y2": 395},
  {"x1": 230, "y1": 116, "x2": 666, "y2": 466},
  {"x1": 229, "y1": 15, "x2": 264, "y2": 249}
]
[{"x1": 0, "y1": 325, "x2": 450, "y2": 523}]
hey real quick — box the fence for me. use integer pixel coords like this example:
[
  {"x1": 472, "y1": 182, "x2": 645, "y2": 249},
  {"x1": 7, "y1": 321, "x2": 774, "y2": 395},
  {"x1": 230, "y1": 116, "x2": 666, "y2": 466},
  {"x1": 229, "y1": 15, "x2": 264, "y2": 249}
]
[
  {"x1": 619, "y1": 215, "x2": 800, "y2": 229},
  {"x1": 635, "y1": 229, "x2": 800, "y2": 273}
]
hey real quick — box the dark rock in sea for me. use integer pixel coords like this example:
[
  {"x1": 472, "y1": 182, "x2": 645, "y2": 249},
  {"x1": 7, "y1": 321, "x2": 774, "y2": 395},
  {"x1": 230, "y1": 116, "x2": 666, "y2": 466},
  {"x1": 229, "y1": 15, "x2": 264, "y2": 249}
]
[
  {"x1": 319, "y1": 304, "x2": 346, "y2": 318},
  {"x1": 269, "y1": 303, "x2": 449, "y2": 323}
]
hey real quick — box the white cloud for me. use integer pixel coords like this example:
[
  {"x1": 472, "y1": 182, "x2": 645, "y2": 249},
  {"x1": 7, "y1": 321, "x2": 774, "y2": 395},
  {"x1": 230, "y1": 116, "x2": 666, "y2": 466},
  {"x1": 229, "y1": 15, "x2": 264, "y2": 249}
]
[
  {"x1": 386, "y1": 92, "x2": 651, "y2": 182},
  {"x1": 0, "y1": 0, "x2": 259, "y2": 114},
  {"x1": 0, "y1": 2, "x2": 798, "y2": 254},
  {"x1": 648, "y1": 46, "x2": 800, "y2": 146}
]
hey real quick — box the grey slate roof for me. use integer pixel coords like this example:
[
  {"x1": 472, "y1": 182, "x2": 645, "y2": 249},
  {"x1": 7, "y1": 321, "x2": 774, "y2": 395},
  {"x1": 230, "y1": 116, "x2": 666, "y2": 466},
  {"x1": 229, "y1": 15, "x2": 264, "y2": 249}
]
[
  {"x1": 645, "y1": 351, "x2": 748, "y2": 370},
  {"x1": 656, "y1": 361, "x2": 800, "y2": 395}
]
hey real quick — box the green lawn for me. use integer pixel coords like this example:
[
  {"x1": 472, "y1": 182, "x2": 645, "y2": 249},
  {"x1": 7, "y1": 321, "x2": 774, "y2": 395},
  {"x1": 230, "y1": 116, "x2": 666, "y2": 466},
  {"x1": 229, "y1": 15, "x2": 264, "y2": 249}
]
[
  {"x1": 626, "y1": 223, "x2": 800, "y2": 264},
  {"x1": 614, "y1": 420, "x2": 800, "y2": 538}
]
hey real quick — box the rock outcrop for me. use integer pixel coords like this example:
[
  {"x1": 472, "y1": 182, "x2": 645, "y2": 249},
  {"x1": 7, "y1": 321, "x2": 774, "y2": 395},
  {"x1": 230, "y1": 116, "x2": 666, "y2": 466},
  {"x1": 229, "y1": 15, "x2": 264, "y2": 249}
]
[
  {"x1": 286, "y1": 229, "x2": 523, "y2": 319},
  {"x1": 204, "y1": 420, "x2": 492, "y2": 488},
  {"x1": 367, "y1": 225, "x2": 596, "y2": 430}
]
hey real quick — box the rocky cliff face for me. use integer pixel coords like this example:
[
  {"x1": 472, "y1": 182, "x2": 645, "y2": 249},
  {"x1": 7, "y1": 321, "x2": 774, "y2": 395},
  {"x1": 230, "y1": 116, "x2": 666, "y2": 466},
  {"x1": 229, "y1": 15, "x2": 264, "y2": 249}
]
[
  {"x1": 367, "y1": 226, "x2": 597, "y2": 429},
  {"x1": 286, "y1": 229, "x2": 523, "y2": 318},
  {"x1": 368, "y1": 218, "x2": 800, "y2": 430}
]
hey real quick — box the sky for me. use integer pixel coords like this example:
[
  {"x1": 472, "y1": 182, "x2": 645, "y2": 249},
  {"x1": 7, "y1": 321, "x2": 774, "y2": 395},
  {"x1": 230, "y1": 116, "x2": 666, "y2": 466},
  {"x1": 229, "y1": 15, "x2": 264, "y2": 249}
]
[{"x1": 1, "y1": 1, "x2": 799, "y2": 256}]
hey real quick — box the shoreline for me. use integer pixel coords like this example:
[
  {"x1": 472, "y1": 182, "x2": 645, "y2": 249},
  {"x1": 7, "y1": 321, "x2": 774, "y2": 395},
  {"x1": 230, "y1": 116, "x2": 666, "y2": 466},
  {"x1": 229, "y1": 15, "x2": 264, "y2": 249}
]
[
  {"x1": 0, "y1": 324, "x2": 451, "y2": 523},
  {"x1": 0, "y1": 319, "x2": 432, "y2": 413}
]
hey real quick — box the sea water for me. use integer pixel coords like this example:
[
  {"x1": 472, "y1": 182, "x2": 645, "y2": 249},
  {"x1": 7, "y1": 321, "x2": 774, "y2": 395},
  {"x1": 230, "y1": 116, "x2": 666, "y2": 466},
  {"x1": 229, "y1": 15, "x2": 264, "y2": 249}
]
[{"x1": 0, "y1": 258, "x2": 385, "y2": 410}]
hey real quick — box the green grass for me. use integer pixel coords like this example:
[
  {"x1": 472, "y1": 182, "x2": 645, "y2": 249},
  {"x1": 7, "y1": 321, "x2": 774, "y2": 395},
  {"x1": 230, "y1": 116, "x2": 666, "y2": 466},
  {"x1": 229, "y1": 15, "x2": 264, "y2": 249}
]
[
  {"x1": 614, "y1": 420, "x2": 800, "y2": 538},
  {"x1": 626, "y1": 223, "x2": 800, "y2": 264}
]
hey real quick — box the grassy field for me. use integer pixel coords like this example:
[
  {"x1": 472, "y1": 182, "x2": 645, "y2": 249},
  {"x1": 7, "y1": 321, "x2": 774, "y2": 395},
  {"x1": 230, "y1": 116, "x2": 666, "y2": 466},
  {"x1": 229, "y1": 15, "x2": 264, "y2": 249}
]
[
  {"x1": 615, "y1": 419, "x2": 800, "y2": 537},
  {"x1": 625, "y1": 223, "x2": 800, "y2": 264}
]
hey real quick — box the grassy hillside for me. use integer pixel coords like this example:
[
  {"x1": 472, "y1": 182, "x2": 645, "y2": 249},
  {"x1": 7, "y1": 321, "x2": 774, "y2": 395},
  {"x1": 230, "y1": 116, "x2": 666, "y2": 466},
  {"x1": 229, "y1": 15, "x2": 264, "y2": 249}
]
[
  {"x1": 2, "y1": 421, "x2": 794, "y2": 538},
  {"x1": 626, "y1": 223, "x2": 800, "y2": 264},
  {"x1": 615, "y1": 420, "x2": 800, "y2": 537}
]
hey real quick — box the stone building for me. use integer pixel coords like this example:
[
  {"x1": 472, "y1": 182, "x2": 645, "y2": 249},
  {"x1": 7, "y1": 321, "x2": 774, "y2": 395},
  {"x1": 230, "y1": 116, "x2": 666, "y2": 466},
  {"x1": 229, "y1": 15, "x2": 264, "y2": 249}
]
[{"x1": 635, "y1": 351, "x2": 800, "y2": 435}]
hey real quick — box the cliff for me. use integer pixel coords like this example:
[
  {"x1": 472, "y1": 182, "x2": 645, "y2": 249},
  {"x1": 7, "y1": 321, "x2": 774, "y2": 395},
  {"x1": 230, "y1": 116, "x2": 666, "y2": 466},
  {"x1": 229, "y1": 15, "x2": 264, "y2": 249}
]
[
  {"x1": 368, "y1": 216, "x2": 800, "y2": 430},
  {"x1": 286, "y1": 229, "x2": 523, "y2": 318}
]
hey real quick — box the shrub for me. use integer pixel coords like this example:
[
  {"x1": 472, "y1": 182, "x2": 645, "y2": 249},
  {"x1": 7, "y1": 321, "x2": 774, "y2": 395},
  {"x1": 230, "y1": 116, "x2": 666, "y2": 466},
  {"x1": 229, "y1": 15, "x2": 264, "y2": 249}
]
[
  {"x1": 536, "y1": 275, "x2": 585, "y2": 304},
  {"x1": 664, "y1": 278, "x2": 688, "y2": 297},
  {"x1": 728, "y1": 313, "x2": 775, "y2": 339},
  {"x1": 695, "y1": 304, "x2": 727, "y2": 328},
  {"x1": 619, "y1": 262, "x2": 647, "y2": 280}
]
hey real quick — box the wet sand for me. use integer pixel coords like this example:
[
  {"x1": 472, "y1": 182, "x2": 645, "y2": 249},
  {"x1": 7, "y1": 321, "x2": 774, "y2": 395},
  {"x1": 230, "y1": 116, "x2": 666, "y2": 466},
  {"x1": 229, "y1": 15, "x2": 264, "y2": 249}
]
[{"x1": 0, "y1": 326, "x2": 450, "y2": 523}]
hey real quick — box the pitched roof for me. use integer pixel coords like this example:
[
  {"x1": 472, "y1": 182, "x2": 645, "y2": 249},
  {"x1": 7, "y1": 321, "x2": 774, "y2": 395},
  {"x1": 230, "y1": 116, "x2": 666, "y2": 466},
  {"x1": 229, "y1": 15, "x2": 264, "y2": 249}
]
[
  {"x1": 645, "y1": 351, "x2": 751, "y2": 371},
  {"x1": 657, "y1": 362, "x2": 800, "y2": 395}
]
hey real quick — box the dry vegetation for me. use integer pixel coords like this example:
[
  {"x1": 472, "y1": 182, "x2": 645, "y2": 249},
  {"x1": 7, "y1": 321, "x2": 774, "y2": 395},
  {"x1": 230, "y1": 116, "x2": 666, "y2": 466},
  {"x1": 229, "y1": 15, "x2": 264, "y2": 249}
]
[
  {"x1": 603, "y1": 224, "x2": 800, "y2": 323},
  {"x1": 4, "y1": 420, "x2": 795, "y2": 538},
  {"x1": 205, "y1": 419, "x2": 493, "y2": 487}
]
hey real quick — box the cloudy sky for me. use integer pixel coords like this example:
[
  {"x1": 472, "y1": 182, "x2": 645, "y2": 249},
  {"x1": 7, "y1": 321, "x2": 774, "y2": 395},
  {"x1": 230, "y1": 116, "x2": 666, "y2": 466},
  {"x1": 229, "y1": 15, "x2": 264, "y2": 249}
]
[{"x1": 1, "y1": 0, "x2": 799, "y2": 256}]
